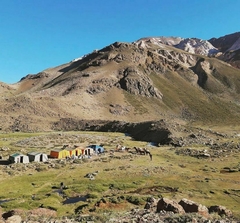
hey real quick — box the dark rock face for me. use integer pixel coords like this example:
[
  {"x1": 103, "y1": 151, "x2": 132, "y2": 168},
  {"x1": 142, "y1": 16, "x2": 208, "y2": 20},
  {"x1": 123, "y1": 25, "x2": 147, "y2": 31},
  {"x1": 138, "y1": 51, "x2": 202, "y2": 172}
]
[
  {"x1": 209, "y1": 32, "x2": 240, "y2": 69},
  {"x1": 2, "y1": 210, "x2": 16, "y2": 220},
  {"x1": 52, "y1": 119, "x2": 173, "y2": 145},
  {"x1": 156, "y1": 198, "x2": 185, "y2": 214},
  {"x1": 223, "y1": 49, "x2": 240, "y2": 69},
  {"x1": 209, "y1": 32, "x2": 240, "y2": 53},
  {"x1": 209, "y1": 205, "x2": 233, "y2": 218},
  {"x1": 179, "y1": 198, "x2": 209, "y2": 217},
  {"x1": 144, "y1": 197, "x2": 158, "y2": 211}
]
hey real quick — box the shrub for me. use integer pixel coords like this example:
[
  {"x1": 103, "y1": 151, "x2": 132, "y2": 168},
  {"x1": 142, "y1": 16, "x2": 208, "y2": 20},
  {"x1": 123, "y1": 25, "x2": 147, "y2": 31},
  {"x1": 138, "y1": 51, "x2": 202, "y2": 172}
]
[{"x1": 126, "y1": 195, "x2": 144, "y2": 205}]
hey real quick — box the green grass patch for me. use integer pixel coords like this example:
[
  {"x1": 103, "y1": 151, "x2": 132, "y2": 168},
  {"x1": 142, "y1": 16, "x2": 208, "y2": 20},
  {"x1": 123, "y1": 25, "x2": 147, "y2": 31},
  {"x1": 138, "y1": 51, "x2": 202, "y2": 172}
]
[{"x1": 0, "y1": 131, "x2": 240, "y2": 219}]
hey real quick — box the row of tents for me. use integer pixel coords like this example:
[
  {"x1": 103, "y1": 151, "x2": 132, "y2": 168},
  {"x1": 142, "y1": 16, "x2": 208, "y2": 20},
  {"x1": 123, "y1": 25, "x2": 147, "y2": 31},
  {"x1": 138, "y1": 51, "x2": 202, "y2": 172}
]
[
  {"x1": 8, "y1": 144, "x2": 105, "y2": 164},
  {"x1": 9, "y1": 152, "x2": 48, "y2": 164}
]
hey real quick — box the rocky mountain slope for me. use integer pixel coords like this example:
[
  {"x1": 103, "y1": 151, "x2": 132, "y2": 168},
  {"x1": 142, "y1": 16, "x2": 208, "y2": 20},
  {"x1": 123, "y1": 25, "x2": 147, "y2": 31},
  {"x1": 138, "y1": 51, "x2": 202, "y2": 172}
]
[
  {"x1": 1, "y1": 32, "x2": 240, "y2": 141},
  {"x1": 209, "y1": 32, "x2": 240, "y2": 69},
  {"x1": 136, "y1": 36, "x2": 220, "y2": 56}
]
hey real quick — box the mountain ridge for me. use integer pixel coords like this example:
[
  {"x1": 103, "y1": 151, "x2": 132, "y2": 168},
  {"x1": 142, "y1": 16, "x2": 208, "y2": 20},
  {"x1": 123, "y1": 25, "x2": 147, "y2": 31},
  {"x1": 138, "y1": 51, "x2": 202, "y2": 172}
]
[{"x1": 1, "y1": 31, "x2": 240, "y2": 140}]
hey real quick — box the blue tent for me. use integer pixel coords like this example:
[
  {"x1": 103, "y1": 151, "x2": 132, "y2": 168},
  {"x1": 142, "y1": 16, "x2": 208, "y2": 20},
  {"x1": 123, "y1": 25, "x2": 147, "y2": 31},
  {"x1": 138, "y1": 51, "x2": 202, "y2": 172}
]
[{"x1": 87, "y1": 145, "x2": 104, "y2": 153}]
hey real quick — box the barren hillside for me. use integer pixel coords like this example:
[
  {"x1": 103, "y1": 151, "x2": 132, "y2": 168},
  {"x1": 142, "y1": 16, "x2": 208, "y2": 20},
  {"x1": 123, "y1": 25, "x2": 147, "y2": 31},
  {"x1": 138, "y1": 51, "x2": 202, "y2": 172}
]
[{"x1": 1, "y1": 34, "x2": 240, "y2": 141}]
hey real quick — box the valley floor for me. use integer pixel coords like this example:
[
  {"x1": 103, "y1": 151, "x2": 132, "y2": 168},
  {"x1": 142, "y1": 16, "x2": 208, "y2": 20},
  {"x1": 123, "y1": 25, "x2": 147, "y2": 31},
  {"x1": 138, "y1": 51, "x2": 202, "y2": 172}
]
[{"x1": 0, "y1": 131, "x2": 240, "y2": 222}]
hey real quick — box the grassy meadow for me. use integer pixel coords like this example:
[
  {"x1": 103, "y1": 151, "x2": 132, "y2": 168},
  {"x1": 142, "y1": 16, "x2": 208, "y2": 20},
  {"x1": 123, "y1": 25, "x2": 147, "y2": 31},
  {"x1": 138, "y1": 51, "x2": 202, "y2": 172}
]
[{"x1": 0, "y1": 131, "x2": 240, "y2": 221}]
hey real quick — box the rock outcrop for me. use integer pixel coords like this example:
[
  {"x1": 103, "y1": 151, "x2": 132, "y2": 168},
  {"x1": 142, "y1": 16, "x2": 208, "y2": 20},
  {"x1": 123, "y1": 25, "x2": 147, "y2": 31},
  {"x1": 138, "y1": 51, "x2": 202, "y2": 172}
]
[
  {"x1": 156, "y1": 197, "x2": 185, "y2": 214},
  {"x1": 179, "y1": 198, "x2": 209, "y2": 217},
  {"x1": 209, "y1": 205, "x2": 233, "y2": 218},
  {"x1": 1, "y1": 32, "x2": 240, "y2": 133}
]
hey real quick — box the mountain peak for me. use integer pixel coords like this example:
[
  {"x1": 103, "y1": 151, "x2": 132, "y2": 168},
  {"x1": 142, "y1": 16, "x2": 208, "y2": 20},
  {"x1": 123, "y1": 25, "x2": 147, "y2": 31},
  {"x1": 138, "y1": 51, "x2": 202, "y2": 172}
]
[
  {"x1": 134, "y1": 36, "x2": 219, "y2": 57},
  {"x1": 1, "y1": 31, "x2": 240, "y2": 132}
]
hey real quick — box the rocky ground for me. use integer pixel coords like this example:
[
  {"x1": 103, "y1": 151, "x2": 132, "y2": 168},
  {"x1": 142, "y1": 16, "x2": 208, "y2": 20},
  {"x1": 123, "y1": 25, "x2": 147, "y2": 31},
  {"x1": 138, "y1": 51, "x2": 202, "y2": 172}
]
[
  {"x1": 0, "y1": 198, "x2": 238, "y2": 223},
  {"x1": 1, "y1": 125, "x2": 240, "y2": 222},
  {"x1": 0, "y1": 153, "x2": 239, "y2": 223}
]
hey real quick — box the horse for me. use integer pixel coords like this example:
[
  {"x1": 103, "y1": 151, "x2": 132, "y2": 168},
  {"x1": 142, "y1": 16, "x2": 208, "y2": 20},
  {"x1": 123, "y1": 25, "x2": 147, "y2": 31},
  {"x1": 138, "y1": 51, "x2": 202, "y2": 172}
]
[
  {"x1": 116, "y1": 144, "x2": 126, "y2": 152},
  {"x1": 134, "y1": 147, "x2": 146, "y2": 155},
  {"x1": 143, "y1": 148, "x2": 151, "y2": 155}
]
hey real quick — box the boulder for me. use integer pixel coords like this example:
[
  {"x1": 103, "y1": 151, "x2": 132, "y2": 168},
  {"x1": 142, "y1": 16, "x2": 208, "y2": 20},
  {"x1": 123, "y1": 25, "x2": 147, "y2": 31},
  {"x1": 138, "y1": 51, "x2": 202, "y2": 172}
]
[
  {"x1": 179, "y1": 198, "x2": 209, "y2": 217},
  {"x1": 144, "y1": 197, "x2": 158, "y2": 210},
  {"x1": 2, "y1": 210, "x2": 15, "y2": 220},
  {"x1": 156, "y1": 197, "x2": 185, "y2": 214},
  {"x1": 5, "y1": 215, "x2": 22, "y2": 223},
  {"x1": 209, "y1": 205, "x2": 232, "y2": 217}
]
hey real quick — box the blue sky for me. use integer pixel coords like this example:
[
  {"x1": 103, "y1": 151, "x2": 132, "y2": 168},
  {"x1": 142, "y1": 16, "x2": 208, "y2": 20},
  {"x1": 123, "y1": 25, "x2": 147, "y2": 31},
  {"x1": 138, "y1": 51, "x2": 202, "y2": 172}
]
[{"x1": 0, "y1": 0, "x2": 239, "y2": 84}]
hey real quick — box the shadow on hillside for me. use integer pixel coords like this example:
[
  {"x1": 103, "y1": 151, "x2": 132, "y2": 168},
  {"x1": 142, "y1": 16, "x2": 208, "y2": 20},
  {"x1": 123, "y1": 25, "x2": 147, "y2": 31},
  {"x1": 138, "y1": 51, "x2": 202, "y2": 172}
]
[{"x1": 58, "y1": 51, "x2": 99, "y2": 73}]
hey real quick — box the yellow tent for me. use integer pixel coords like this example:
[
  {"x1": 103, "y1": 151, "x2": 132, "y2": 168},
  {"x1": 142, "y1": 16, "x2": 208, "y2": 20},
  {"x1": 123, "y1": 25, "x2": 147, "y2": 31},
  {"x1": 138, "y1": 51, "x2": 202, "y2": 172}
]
[
  {"x1": 50, "y1": 149, "x2": 70, "y2": 159},
  {"x1": 66, "y1": 146, "x2": 82, "y2": 157}
]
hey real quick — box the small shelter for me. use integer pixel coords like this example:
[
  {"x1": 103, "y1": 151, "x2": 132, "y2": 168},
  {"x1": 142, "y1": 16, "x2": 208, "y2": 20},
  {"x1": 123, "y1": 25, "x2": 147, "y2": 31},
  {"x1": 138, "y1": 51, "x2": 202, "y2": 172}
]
[
  {"x1": 49, "y1": 149, "x2": 70, "y2": 159},
  {"x1": 87, "y1": 144, "x2": 105, "y2": 153},
  {"x1": 83, "y1": 147, "x2": 94, "y2": 156},
  {"x1": 65, "y1": 146, "x2": 82, "y2": 158},
  {"x1": 27, "y1": 152, "x2": 48, "y2": 162},
  {"x1": 9, "y1": 153, "x2": 29, "y2": 164}
]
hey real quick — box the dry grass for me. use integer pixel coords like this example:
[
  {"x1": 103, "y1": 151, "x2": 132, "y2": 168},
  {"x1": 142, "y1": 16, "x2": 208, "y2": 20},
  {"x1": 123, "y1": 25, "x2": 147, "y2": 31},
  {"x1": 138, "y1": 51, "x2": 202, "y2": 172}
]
[
  {"x1": 1, "y1": 41, "x2": 240, "y2": 132},
  {"x1": 0, "y1": 131, "x2": 240, "y2": 220}
]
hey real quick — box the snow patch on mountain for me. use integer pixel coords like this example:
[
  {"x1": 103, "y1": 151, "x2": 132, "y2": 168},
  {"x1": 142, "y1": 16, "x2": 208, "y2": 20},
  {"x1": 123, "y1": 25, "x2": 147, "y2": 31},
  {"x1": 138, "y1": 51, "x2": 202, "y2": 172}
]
[
  {"x1": 70, "y1": 49, "x2": 99, "y2": 63},
  {"x1": 71, "y1": 57, "x2": 83, "y2": 62}
]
